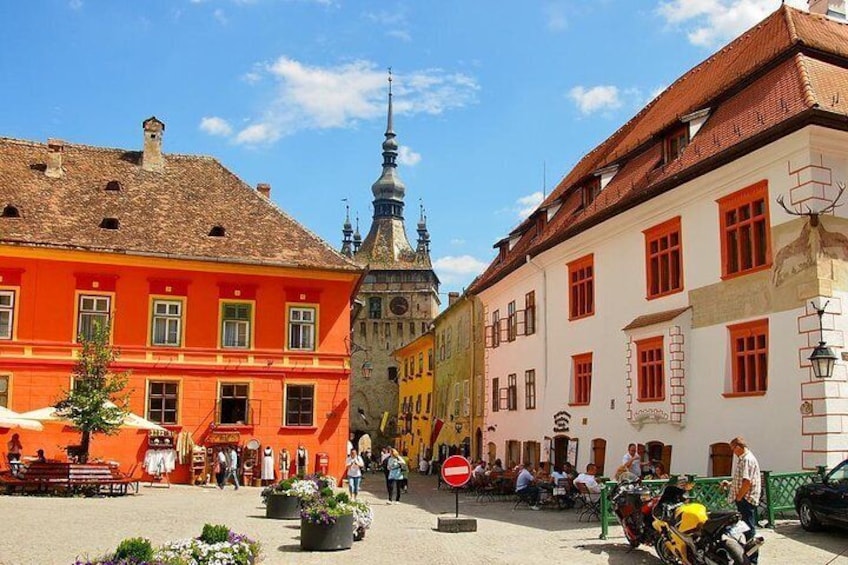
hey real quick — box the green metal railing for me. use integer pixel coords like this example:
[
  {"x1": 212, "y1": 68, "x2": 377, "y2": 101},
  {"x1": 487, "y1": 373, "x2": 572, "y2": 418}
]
[{"x1": 599, "y1": 470, "x2": 820, "y2": 540}]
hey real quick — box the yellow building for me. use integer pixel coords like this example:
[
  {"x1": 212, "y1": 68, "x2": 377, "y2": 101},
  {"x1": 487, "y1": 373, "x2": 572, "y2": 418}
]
[
  {"x1": 432, "y1": 292, "x2": 485, "y2": 461},
  {"x1": 393, "y1": 330, "x2": 434, "y2": 465}
]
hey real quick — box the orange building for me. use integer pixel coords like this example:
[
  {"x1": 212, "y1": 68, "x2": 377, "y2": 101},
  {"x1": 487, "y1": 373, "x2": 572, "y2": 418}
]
[{"x1": 0, "y1": 118, "x2": 363, "y2": 483}]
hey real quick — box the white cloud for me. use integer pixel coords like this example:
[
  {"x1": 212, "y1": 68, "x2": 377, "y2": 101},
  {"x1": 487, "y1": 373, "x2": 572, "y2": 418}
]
[
  {"x1": 657, "y1": 0, "x2": 807, "y2": 48},
  {"x1": 199, "y1": 116, "x2": 233, "y2": 137},
  {"x1": 69, "y1": 0, "x2": 83, "y2": 9},
  {"x1": 235, "y1": 123, "x2": 280, "y2": 145},
  {"x1": 213, "y1": 8, "x2": 227, "y2": 24},
  {"x1": 515, "y1": 191, "x2": 544, "y2": 220},
  {"x1": 568, "y1": 85, "x2": 622, "y2": 115},
  {"x1": 226, "y1": 57, "x2": 478, "y2": 145},
  {"x1": 433, "y1": 255, "x2": 489, "y2": 286},
  {"x1": 545, "y1": 2, "x2": 568, "y2": 32},
  {"x1": 397, "y1": 146, "x2": 421, "y2": 166},
  {"x1": 365, "y1": 11, "x2": 411, "y2": 41}
]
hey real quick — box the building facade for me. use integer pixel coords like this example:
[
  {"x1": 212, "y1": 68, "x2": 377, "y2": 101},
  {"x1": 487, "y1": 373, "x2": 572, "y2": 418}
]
[
  {"x1": 472, "y1": 5, "x2": 848, "y2": 476},
  {"x1": 0, "y1": 118, "x2": 362, "y2": 482},
  {"x1": 432, "y1": 292, "x2": 486, "y2": 462},
  {"x1": 342, "y1": 78, "x2": 440, "y2": 449},
  {"x1": 393, "y1": 331, "x2": 434, "y2": 465}
]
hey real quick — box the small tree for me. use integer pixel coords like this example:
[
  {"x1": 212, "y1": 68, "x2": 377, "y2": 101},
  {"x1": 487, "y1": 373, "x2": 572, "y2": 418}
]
[{"x1": 54, "y1": 320, "x2": 130, "y2": 463}]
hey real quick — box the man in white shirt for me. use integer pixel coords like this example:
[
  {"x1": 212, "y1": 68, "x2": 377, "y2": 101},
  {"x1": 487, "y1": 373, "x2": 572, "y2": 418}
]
[
  {"x1": 574, "y1": 463, "x2": 601, "y2": 494},
  {"x1": 515, "y1": 463, "x2": 541, "y2": 510},
  {"x1": 473, "y1": 460, "x2": 487, "y2": 477},
  {"x1": 622, "y1": 443, "x2": 642, "y2": 478}
]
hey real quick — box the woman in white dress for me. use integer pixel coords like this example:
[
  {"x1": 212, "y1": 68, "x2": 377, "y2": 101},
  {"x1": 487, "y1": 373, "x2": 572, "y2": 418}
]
[{"x1": 261, "y1": 445, "x2": 275, "y2": 485}]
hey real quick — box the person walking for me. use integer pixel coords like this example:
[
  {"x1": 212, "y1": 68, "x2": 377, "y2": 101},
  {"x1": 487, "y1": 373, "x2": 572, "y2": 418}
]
[
  {"x1": 386, "y1": 448, "x2": 404, "y2": 504},
  {"x1": 224, "y1": 446, "x2": 240, "y2": 490},
  {"x1": 346, "y1": 449, "x2": 365, "y2": 500},
  {"x1": 6, "y1": 433, "x2": 22, "y2": 477},
  {"x1": 215, "y1": 448, "x2": 227, "y2": 488},
  {"x1": 725, "y1": 436, "x2": 761, "y2": 564}
]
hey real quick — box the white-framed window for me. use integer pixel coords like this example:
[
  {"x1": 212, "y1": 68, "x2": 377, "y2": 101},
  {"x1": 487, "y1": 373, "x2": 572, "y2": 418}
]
[
  {"x1": 288, "y1": 306, "x2": 316, "y2": 351},
  {"x1": 152, "y1": 300, "x2": 182, "y2": 346},
  {"x1": 221, "y1": 303, "x2": 251, "y2": 349},
  {"x1": 0, "y1": 291, "x2": 14, "y2": 340},
  {"x1": 78, "y1": 295, "x2": 110, "y2": 341}
]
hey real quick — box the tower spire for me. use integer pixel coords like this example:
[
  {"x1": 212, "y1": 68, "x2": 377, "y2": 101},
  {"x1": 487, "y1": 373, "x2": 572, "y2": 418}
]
[
  {"x1": 353, "y1": 214, "x2": 362, "y2": 252},
  {"x1": 340, "y1": 199, "x2": 354, "y2": 257},
  {"x1": 370, "y1": 68, "x2": 406, "y2": 219},
  {"x1": 416, "y1": 199, "x2": 430, "y2": 255}
]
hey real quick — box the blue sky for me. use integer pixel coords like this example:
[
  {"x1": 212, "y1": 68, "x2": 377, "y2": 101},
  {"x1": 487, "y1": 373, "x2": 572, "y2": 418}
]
[{"x1": 0, "y1": 0, "x2": 807, "y2": 295}]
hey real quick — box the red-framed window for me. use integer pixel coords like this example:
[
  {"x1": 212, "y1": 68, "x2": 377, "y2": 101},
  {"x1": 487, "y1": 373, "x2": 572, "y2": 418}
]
[
  {"x1": 644, "y1": 216, "x2": 683, "y2": 299},
  {"x1": 636, "y1": 337, "x2": 665, "y2": 402},
  {"x1": 727, "y1": 319, "x2": 768, "y2": 396},
  {"x1": 568, "y1": 254, "x2": 594, "y2": 320},
  {"x1": 525, "y1": 291, "x2": 536, "y2": 336},
  {"x1": 572, "y1": 353, "x2": 592, "y2": 406},
  {"x1": 718, "y1": 180, "x2": 771, "y2": 279}
]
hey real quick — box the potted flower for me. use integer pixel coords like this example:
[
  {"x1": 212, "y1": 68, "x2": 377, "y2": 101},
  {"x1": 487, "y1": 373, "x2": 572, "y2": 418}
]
[
  {"x1": 351, "y1": 500, "x2": 373, "y2": 541},
  {"x1": 262, "y1": 473, "x2": 337, "y2": 520},
  {"x1": 300, "y1": 491, "x2": 355, "y2": 551}
]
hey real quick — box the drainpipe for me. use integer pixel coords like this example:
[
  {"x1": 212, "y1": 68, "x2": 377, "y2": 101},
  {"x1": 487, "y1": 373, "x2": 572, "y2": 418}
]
[{"x1": 525, "y1": 254, "x2": 548, "y2": 416}]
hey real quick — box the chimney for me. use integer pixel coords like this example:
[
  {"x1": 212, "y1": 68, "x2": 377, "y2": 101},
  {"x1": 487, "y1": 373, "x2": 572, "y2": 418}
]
[
  {"x1": 809, "y1": 0, "x2": 847, "y2": 20},
  {"x1": 448, "y1": 292, "x2": 460, "y2": 306},
  {"x1": 45, "y1": 138, "x2": 64, "y2": 179},
  {"x1": 257, "y1": 183, "x2": 271, "y2": 199},
  {"x1": 141, "y1": 116, "x2": 165, "y2": 172}
]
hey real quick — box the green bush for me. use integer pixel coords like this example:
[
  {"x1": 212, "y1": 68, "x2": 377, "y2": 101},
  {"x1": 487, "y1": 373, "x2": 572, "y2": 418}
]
[
  {"x1": 335, "y1": 492, "x2": 350, "y2": 504},
  {"x1": 199, "y1": 523, "x2": 230, "y2": 544},
  {"x1": 114, "y1": 537, "x2": 153, "y2": 562},
  {"x1": 319, "y1": 487, "x2": 334, "y2": 498}
]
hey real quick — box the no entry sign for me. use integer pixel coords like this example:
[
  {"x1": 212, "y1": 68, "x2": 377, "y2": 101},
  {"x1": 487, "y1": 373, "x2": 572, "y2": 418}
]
[{"x1": 441, "y1": 455, "x2": 472, "y2": 488}]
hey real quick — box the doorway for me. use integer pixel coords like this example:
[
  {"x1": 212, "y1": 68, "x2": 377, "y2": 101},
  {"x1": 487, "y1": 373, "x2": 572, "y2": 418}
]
[
  {"x1": 487, "y1": 442, "x2": 497, "y2": 465},
  {"x1": 710, "y1": 443, "x2": 733, "y2": 476},
  {"x1": 591, "y1": 438, "x2": 607, "y2": 476},
  {"x1": 474, "y1": 428, "x2": 483, "y2": 461}
]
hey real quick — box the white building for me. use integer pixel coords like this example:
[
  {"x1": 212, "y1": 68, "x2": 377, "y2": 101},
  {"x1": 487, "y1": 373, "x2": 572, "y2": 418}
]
[{"x1": 471, "y1": 3, "x2": 848, "y2": 477}]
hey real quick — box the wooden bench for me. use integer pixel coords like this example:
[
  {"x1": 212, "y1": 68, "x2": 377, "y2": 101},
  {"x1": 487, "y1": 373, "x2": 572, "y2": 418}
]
[{"x1": 0, "y1": 462, "x2": 137, "y2": 496}]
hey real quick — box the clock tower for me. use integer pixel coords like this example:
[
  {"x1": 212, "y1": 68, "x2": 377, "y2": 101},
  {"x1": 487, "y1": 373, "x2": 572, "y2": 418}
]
[{"x1": 341, "y1": 72, "x2": 440, "y2": 450}]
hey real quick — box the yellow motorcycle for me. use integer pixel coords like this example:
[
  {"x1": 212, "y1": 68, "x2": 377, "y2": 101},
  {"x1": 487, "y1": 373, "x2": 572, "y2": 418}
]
[{"x1": 651, "y1": 483, "x2": 763, "y2": 565}]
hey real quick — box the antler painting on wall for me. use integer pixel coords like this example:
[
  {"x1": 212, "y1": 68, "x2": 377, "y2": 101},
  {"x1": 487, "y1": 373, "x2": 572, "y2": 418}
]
[{"x1": 773, "y1": 181, "x2": 848, "y2": 286}]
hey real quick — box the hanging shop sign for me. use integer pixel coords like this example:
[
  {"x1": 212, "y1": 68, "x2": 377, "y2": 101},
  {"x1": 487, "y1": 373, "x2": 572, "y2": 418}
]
[{"x1": 207, "y1": 431, "x2": 241, "y2": 445}]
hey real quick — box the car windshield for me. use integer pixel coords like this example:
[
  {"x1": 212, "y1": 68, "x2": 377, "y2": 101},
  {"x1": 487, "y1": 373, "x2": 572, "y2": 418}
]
[{"x1": 829, "y1": 461, "x2": 848, "y2": 483}]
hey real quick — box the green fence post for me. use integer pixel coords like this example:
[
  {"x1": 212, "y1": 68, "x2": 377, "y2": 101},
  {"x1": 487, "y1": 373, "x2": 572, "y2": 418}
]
[
  {"x1": 600, "y1": 482, "x2": 611, "y2": 540},
  {"x1": 763, "y1": 470, "x2": 774, "y2": 528}
]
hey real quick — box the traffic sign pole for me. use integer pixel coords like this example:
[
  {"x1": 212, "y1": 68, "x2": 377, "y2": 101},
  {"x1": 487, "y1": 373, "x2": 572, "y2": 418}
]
[{"x1": 440, "y1": 455, "x2": 472, "y2": 519}]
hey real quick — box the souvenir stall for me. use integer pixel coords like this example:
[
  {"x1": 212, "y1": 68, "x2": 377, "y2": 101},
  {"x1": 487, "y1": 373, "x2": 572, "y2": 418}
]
[
  {"x1": 241, "y1": 439, "x2": 261, "y2": 487},
  {"x1": 143, "y1": 429, "x2": 177, "y2": 487},
  {"x1": 203, "y1": 430, "x2": 242, "y2": 486}
]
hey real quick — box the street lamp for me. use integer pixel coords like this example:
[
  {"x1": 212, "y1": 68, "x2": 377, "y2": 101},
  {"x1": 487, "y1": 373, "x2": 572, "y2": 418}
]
[
  {"x1": 809, "y1": 301, "x2": 838, "y2": 379},
  {"x1": 454, "y1": 422, "x2": 463, "y2": 434},
  {"x1": 360, "y1": 361, "x2": 373, "y2": 379}
]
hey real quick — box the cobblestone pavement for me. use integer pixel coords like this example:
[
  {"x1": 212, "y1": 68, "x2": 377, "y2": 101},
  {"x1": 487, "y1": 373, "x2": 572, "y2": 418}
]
[{"x1": 1, "y1": 473, "x2": 847, "y2": 564}]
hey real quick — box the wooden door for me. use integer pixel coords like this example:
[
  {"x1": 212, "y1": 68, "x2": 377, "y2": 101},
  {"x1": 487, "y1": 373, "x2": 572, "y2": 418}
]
[
  {"x1": 592, "y1": 438, "x2": 606, "y2": 476},
  {"x1": 710, "y1": 443, "x2": 733, "y2": 476},
  {"x1": 554, "y1": 436, "x2": 569, "y2": 468}
]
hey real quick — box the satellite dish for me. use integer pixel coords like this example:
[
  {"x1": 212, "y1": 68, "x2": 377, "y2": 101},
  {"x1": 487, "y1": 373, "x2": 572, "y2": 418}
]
[{"x1": 246, "y1": 439, "x2": 260, "y2": 450}]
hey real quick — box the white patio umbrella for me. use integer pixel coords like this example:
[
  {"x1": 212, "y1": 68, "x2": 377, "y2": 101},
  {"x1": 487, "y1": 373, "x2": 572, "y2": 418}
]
[
  {"x1": 17, "y1": 401, "x2": 165, "y2": 431},
  {"x1": 0, "y1": 406, "x2": 44, "y2": 431}
]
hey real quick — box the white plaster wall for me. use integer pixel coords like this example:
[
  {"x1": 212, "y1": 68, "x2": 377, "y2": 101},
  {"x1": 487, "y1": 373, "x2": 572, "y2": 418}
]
[{"x1": 480, "y1": 126, "x2": 848, "y2": 476}]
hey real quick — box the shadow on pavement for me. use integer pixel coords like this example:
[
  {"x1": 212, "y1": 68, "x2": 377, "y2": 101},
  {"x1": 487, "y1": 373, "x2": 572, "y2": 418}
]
[
  {"x1": 358, "y1": 472, "x2": 609, "y2": 534},
  {"x1": 772, "y1": 521, "x2": 848, "y2": 558},
  {"x1": 573, "y1": 542, "x2": 661, "y2": 564}
]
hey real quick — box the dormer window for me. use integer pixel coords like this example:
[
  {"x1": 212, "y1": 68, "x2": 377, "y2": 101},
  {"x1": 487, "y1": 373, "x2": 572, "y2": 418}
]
[
  {"x1": 664, "y1": 126, "x2": 689, "y2": 164},
  {"x1": 498, "y1": 245, "x2": 508, "y2": 262},
  {"x1": 581, "y1": 177, "x2": 601, "y2": 208},
  {"x1": 105, "y1": 180, "x2": 122, "y2": 192},
  {"x1": 534, "y1": 213, "x2": 545, "y2": 237},
  {"x1": 209, "y1": 225, "x2": 226, "y2": 237},
  {"x1": 1, "y1": 205, "x2": 20, "y2": 218},
  {"x1": 99, "y1": 217, "x2": 120, "y2": 230}
]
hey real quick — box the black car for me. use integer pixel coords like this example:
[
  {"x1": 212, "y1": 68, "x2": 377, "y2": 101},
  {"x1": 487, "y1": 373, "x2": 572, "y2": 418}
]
[{"x1": 794, "y1": 459, "x2": 848, "y2": 531}]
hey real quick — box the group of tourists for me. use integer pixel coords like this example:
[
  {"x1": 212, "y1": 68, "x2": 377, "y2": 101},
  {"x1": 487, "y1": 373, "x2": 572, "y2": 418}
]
[{"x1": 344, "y1": 445, "x2": 410, "y2": 504}]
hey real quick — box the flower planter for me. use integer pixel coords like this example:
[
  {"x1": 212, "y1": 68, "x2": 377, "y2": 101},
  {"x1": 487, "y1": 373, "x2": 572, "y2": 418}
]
[
  {"x1": 300, "y1": 514, "x2": 354, "y2": 551},
  {"x1": 266, "y1": 493, "x2": 301, "y2": 520}
]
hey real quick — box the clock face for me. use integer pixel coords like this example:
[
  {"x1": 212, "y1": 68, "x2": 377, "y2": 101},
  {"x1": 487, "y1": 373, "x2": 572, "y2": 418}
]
[{"x1": 390, "y1": 297, "x2": 409, "y2": 316}]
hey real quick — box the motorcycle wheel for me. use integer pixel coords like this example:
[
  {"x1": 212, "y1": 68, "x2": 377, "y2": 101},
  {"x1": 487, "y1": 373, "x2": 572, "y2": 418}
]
[
  {"x1": 653, "y1": 537, "x2": 682, "y2": 565},
  {"x1": 721, "y1": 538, "x2": 748, "y2": 565}
]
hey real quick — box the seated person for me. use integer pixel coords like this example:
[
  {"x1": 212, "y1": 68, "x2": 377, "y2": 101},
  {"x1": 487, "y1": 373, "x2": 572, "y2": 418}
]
[
  {"x1": 550, "y1": 464, "x2": 567, "y2": 484},
  {"x1": 35, "y1": 449, "x2": 46, "y2": 463},
  {"x1": 574, "y1": 463, "x2": 602, "y2": 495},
  {"x1": 491, "y1": 458, "x2": 505, "y2": 474},
  {"x1": 562, "y1": 462, "x2": 577, "y2": 479},
  {"x1": 652, "y1": 462, "x2": 669, "y2": 480},
  {"x1": 515, "y1": 463, "x2": 541, "y2": 510},
  {"x1": 418, "y1": 457, "x2": 430, "y2": 474},
  {"x1": 473, "y1": 460, "x2": 487, "y2": 477}
]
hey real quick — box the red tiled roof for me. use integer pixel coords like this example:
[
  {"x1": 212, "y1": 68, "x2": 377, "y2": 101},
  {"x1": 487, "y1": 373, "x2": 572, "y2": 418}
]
[
  {"x1": 0, "y1": 138, "x2": 360, "y2": 272},
  {"x1": 622, "y1": 307, "x2": 691, "y2": 331},
  {"x1": 470, "y1": 6, "x2": 848, "y2": 294}
]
